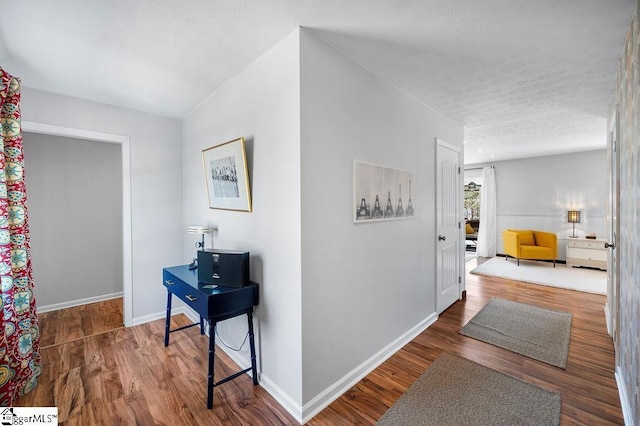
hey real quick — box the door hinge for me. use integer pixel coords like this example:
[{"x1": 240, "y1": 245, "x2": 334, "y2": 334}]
[
  {"x1": 458, "y1": 166, "x2": 461, "y2": 174},
  {"x1": 458, "y1": 222, "x2": 461, "y2": 229},
  {"x1": 458, "y1": 276, "x2": 461, "y2": 283}
]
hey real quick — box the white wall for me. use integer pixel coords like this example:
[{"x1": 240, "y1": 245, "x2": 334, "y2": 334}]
[
  {"x1": 472, "y1": 150, "x2": 608, "y2": 259},
  {"x1": 23, "y1": 134, "x2": 122, "y2": 309},
  {"x1": 20, "y1": 88, "x2": 183, "y2": 322},
  {"x1": 182, "y1": 30, "x2": 303, "y2": 411},
  {"x1": 299, "y1": 29, "x2": 463, "y2": 413}
]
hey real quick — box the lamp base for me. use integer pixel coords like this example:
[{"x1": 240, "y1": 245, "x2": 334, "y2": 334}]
[{"x1": 188, "y1": 258, "x2": 198, "y2": 270}]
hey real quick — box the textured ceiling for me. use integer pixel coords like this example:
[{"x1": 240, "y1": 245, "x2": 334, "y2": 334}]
[{"x1": 0, "y1": 0, "x2": 635, "y2": 164}]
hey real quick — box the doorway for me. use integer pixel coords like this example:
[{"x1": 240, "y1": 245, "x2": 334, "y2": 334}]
[
  {"x1": 24, "y1": 133, "x2": 122, "y2": 308},
  {"x1": 22, "y1": 121, "x2": 133, "y2": 327}
]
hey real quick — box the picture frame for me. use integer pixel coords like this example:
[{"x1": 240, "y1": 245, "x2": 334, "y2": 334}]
[
  {"x1": 202, "y1": 137, "x2": 252, "y2": 212},
  {"x1": 353, "y1": 159, "x2": 415, "y2": 223}
]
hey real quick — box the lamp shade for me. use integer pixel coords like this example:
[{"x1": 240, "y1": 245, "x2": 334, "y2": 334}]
[
  {"x1": 187, "y1": 225, "x2": 213, "y2": 234},
  {"x1": 567, "y1": 211, "x2": 581, "y2": 224}
]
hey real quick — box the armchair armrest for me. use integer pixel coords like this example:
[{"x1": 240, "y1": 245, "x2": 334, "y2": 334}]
[{"x1": 502, "y1": 230, "x2": 520, "y2": 257}]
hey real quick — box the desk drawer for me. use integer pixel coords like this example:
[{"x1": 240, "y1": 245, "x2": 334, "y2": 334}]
[{"x1": 163, "y1": 270, "x2": 209, "y2": 316}]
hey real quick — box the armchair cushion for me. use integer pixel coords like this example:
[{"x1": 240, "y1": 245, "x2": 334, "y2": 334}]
[{"x1": 518, "y1": 230, "x2": 535, "y2": 246}]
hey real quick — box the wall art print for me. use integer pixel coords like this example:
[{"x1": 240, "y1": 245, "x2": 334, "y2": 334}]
[
  {"x1": 202, "y1": 137, "x2": 252, "y2": 212},
  {"x1": 353, "y1": 160, "x2": 415, "y2": 223}
]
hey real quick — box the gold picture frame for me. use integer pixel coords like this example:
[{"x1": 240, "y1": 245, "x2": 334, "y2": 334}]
[{"x1": 202, "y1": 137, "x2": 252, "y2": 212}]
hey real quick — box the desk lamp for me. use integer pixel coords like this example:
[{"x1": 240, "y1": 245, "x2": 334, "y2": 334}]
[{"x1": 187, "y1": 225, "x2": 213, "y2": 269}]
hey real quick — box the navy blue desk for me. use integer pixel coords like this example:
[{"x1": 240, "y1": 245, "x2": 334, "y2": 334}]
[{"x1": 162, "y1": 265, "x2": 259, "y2": 408}]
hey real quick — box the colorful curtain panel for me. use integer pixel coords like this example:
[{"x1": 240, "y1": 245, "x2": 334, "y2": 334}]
[{"x1": 0, "y1": 67, "x2": 41, "y2": 405}]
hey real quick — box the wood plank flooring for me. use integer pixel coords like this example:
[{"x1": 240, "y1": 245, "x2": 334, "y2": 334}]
[
  {"x1": 18, "y1": 258, "x2": 623, "y2": 425},
  {"x1": 38, "y1": 298, "x2": 124, "y2": 348}
]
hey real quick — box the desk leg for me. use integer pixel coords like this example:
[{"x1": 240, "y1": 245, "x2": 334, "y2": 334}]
[
  {"x1": 247, "y1": 310, "x2": 258, "y2": 385},
  {"x1": 200, "y1": 316, "x2": 205, "y2": 335},
  {"x1": 164, "y1": 290, "x2": 172, "y2": 347},
  {"x1": 207, "y1": 320, "x2": 216, "y2": 409}
]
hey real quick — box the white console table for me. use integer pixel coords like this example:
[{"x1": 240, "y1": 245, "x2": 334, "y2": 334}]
[{"x1": 566, "y1": 238, "x2": 607, "y2": 270}]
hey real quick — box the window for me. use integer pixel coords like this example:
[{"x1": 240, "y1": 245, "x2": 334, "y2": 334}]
[{"x1": 464, "y1": 182, "x2": 480, "y2": 220}]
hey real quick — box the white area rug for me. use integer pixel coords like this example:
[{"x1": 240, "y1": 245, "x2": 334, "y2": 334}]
[{"x1": 470, "y1": 257, "x2": 606, "y2": 294}]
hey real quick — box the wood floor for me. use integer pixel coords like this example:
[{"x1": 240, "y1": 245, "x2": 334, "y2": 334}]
[{"x1": 18, "y1": 258, "x2": 622, "y2": 425}]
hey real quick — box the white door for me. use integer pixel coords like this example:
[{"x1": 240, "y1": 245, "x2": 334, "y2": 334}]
[
  {"x1": 436, "y1": 139, "x2": 462, "y2": 313},
  {"x1": 606, "y1": 112, "x2": 620, "y2": 350}
]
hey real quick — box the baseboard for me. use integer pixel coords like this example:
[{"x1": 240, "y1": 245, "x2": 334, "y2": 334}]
[
  {"x1": 145, "y1": 309, "x2": 439, "y2": 424},
  {"x1": 37, "y1": 291, "x2": 123, "y2": 313},
  {"x1": 604, "y1": 303, "x2": 612, "y2": 336},
  {"x1": 180, "y1": 310, "x2": 305, "y2": 421},
  {"x1": 217, "y1": 337, "x2": 304, "y2": 422},
  {"x1": 615, "y1": 366, "x2": 635, "y2": 426},
  {"x1": 129, "y1": 306, "x2": 195, "y2": 327},
  {"x1": 300, "y1": 312, "x2": 439, "y2": 423}
]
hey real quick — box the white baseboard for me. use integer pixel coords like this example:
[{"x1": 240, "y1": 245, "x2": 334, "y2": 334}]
[
  {"x1": 301, "y1": 312, "x2": 439, "y2": 424},
  {"x1": 604, "y1": 303, "x2": 612, "y2": 336},
  {"x1": 37, "y1": 292, "x2": 123, "y2": 313},
  {"x1": 137, "y1": 308, "x2": 438, "y2": 424},
  {"x1": 178, "y1": 310, "x2": 306, "y2": 419},
  {"x1": 129, "y1": 306, "x2": 195, "y2": 327},
  {"x1": 615, "y1": 366, "x2": 635, "y2": 426}
]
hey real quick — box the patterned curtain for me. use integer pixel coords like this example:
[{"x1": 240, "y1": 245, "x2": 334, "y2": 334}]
[{"x1": 0, "y1": 67, "x2": 41, "y2": 405}]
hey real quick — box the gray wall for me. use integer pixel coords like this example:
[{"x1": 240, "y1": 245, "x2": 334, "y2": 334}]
[
  {"x1": 182, "y1": 29, "x2": 303, "y2": 412},
  {"x1": 299, "y1": 29, "x2": 463, "y2": 410},
  {"x1": 24, "y1": 134, "x2": 122, "y2": 309},
  {"x1": 20, "y1": 88, "x2": 183, "y2": 323},
  {"x1": 469, "y1": 149, "x2": 608, "y2": 260},
  {"x1": 181, "y1": 27, "x2": 463, "y2": 421}
]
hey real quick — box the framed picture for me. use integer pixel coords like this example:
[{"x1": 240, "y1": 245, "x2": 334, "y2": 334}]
[
  {"x1": 353, "y1": 160, "x2": 415, "y2": 223},
  {"x1": 202, "y1": 137, "x2": 252, "y2": 212}
]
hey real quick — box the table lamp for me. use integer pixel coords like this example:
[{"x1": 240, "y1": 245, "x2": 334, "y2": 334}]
[
  {"x1": 567, "y1": 211, "x2": 580, "y2": 238},
  {"x1": 187, "y1": 225, "x2": 213, "y2": 269}
]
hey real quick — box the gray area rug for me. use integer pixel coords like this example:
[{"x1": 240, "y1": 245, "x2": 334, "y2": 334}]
[
  {"x1": 376, "y1": 352, "x2": 561, "y2": 426},
  {"x1": 460, "y1": 298, "x2": 572, "y2": 368}
]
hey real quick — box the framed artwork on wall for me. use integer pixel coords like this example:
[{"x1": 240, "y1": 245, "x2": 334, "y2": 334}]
[
  {"x1": 202, "y1": 137, "x2": 252, "y2": 212},
  {"x1": 353, "y1": 159, "x2": 415, "y2": 223}
]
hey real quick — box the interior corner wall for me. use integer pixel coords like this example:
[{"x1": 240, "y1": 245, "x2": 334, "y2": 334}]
[
  {"x1": 19, "y1": 88, "x2": 183, "y2": 321},
  {"x1": 487, "y1": 149, "x2": 608, "y2": 259},
  {"x1": 609, "y1": 2, "x2": 640, "y2": 422},
  {"x1": 299, "y1": 29, "x2": 463, "y2": 410},
  {"x1": 23, "y1": 133, "x2": 122, "y2": 308},
  {"x1": 181, "y1": 29, "x2": 303, "y2": 410}
]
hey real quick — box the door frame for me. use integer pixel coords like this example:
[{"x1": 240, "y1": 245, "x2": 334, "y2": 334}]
[
  {"x1": 605, "y1": 108, "x2": 620, "y2": 350},
  {"x1": 22, "y1": 121, "x2": 133, "y2": 327},
  {"x1": 435, "y1": 138, "x2": 464, "y2": 313}
]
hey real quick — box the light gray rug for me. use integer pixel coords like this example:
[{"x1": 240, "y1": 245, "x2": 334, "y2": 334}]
[
  {"x1": 376, "y1": 352, "x2": 561, "y2": 426},
  {"x1": 460, "y1": 298, "x2": 572, "y2": 368},
  {"x1": 470, "y1": 256, "x2": 606, "y2": 294}
]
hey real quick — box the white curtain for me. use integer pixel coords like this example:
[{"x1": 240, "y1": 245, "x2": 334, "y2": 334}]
[{"x1": 477, "y1": 166, "x2": 496, "y2": 257}]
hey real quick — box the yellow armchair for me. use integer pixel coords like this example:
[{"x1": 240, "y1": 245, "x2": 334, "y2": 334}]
[{"x1": 502, "y1": 229, "x2": 557, "y2": 267}]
